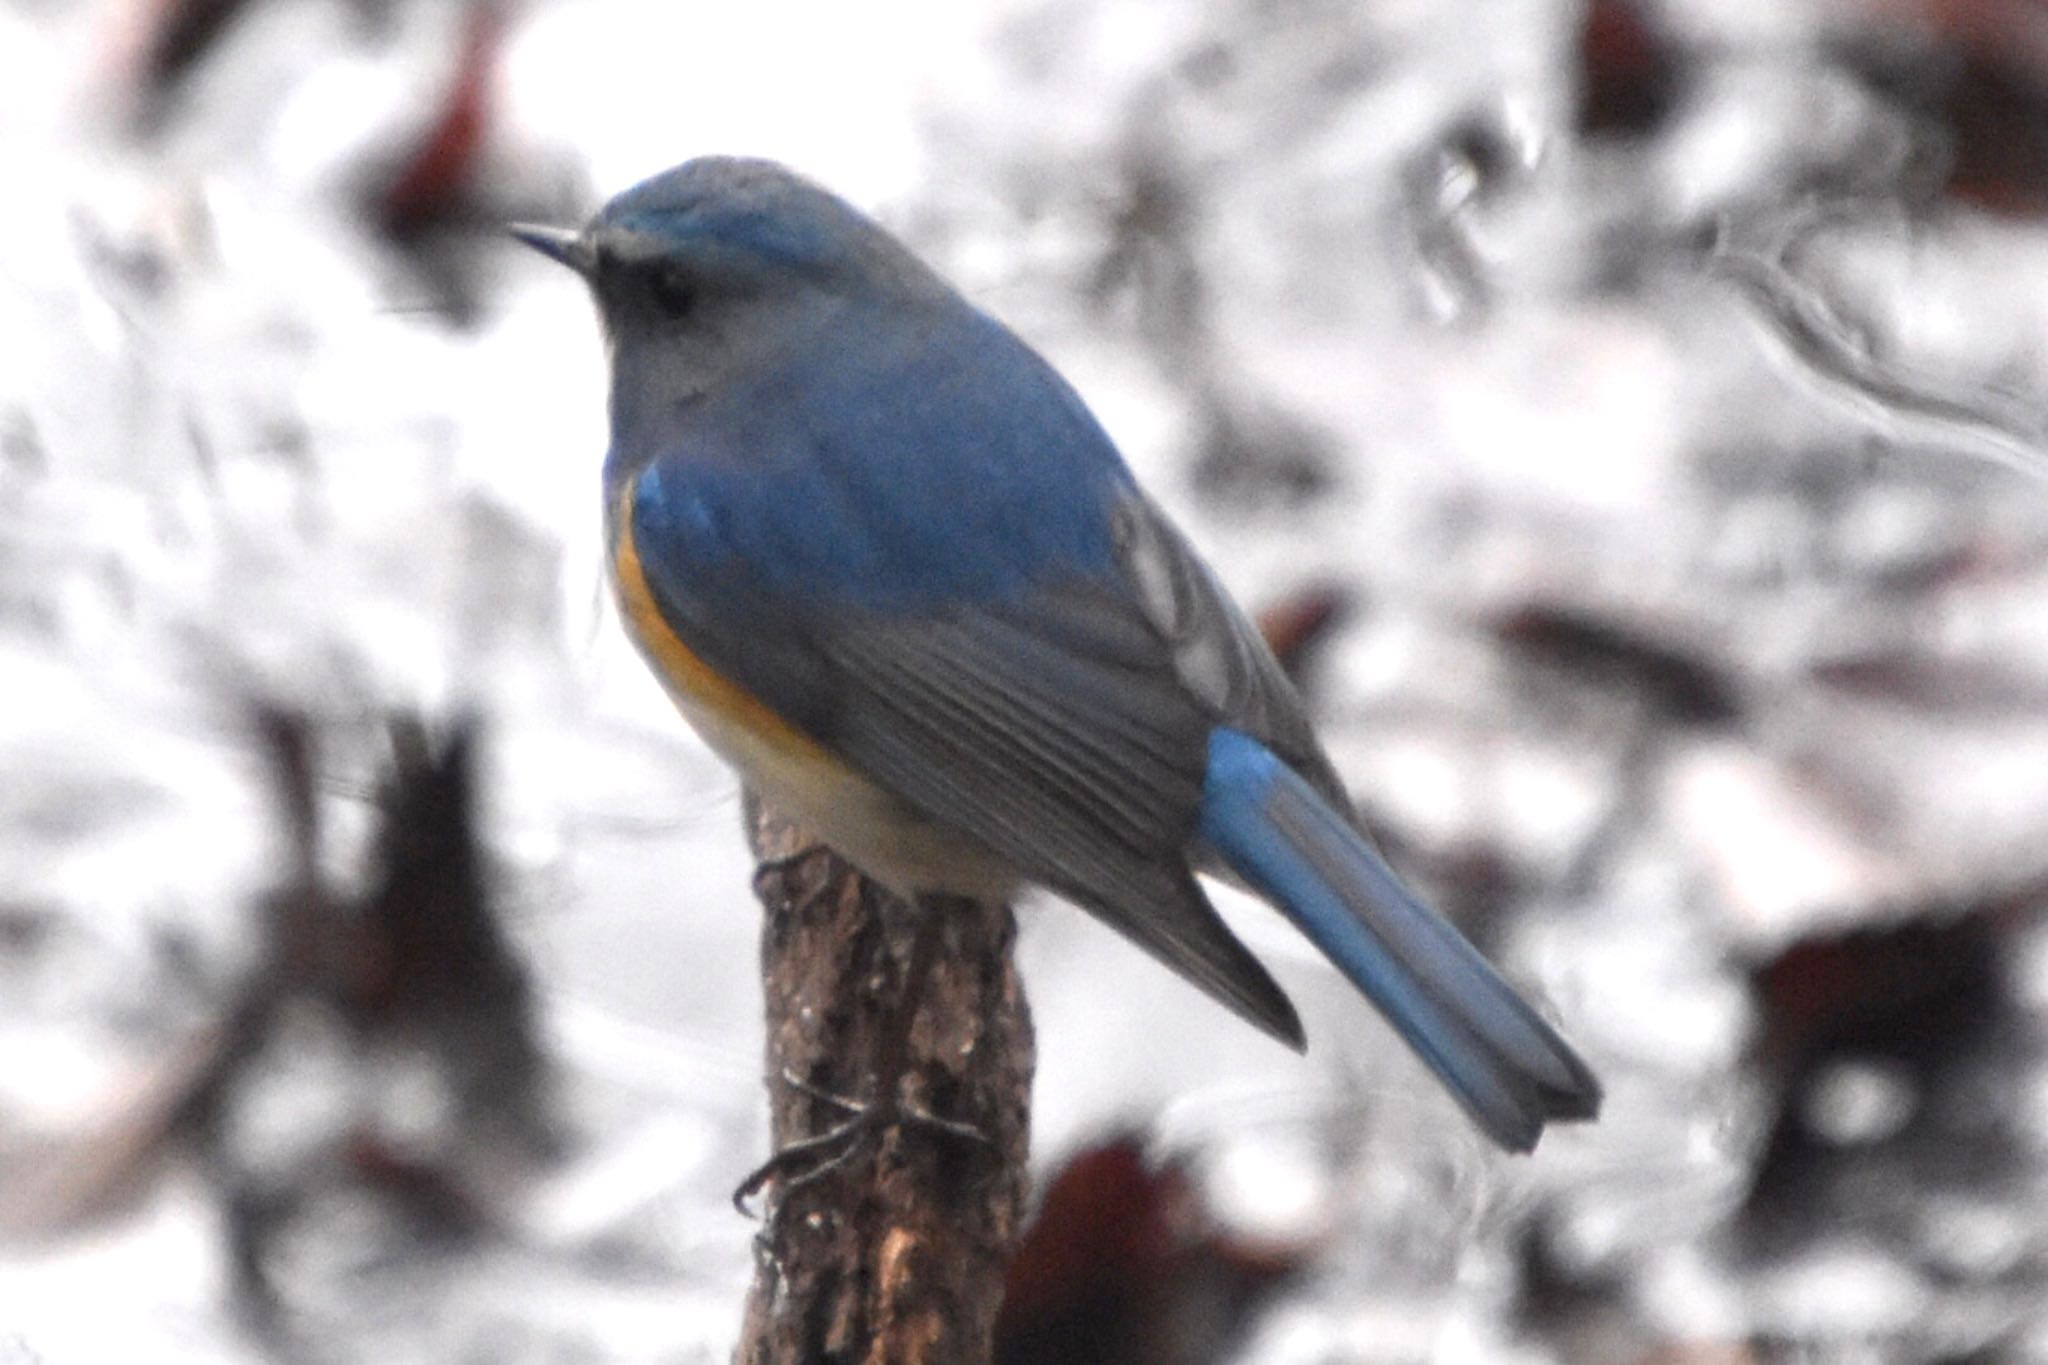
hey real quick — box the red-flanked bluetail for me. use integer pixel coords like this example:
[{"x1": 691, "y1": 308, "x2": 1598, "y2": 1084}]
[{"x1": 512, "y1": 158, "x2": 1600, "y2": 1151}]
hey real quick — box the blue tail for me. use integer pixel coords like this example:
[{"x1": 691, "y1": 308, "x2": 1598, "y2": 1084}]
[{"x1": 1199, "y1": 728, "x2": 1601, "y2": 1152}]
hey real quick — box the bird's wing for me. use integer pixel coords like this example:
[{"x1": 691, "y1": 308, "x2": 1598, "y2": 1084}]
[
  {"x1": 819, "y1": 591, "x2": 1309, "y2": 1046},
  {"x1": 1104, "y1": 491, "x2": 1355, "y2": 814},
  {"x1": 623, "y1": 460, "x2": 1330, "y2": 1048}
]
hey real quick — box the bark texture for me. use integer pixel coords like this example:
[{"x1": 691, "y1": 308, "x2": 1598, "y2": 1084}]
[{"x1": 738, "y1": 795, "x2": 1035, "y2": 1365}]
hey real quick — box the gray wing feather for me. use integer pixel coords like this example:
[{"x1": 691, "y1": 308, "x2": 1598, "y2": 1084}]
[
  {"x1": 801, "y1": 494, "x2": 1360, "y2": 1050},
  {"x1": 1108, "y1": 493, "x2": 1355, "y2": 812},
  {"x1": 821, "y1": 596, "x2": 1305, "y2": 1047}
]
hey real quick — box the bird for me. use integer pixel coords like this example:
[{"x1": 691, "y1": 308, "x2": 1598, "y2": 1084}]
[{"x1": 511, "y1": 157, "x2": 1600, "y2": 1153}]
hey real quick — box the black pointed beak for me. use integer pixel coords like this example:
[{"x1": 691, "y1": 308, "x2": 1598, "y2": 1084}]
[{"x1": 508, "y1": 223, "x2": 596, "y2": 277}]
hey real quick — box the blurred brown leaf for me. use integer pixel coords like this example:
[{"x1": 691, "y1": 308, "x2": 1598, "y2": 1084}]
[{"x1": 995, "y1": 1134, "x2": 1308, "y2": 1365}]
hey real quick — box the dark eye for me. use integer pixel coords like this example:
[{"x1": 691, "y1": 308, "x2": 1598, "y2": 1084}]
[{"x1": 646, "y1": 263, "x2": 697, "y2": 319}]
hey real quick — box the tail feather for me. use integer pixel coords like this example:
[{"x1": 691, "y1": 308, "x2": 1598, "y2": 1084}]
[{"x1": 1200, "y1": 728, "x2": 1601, "y2": 1152}]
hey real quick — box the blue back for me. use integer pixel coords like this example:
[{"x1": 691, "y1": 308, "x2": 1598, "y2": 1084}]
[{"x1": 623, "y1": 298, "x2": 1134, "y2": 616}]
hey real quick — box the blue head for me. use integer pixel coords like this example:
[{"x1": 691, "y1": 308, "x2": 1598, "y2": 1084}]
[{"x1": 512, "y1": 157, "x2": 949, "y2": 471}]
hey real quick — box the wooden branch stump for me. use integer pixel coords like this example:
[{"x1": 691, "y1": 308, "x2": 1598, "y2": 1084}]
[{"x1": 738, "y1": 795, "x2": 1035, "y2": 1365}]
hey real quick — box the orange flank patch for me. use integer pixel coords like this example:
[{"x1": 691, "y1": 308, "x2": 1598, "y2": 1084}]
[{"x1": 611, "y1": 493, "x2": 829, "y2": 763}]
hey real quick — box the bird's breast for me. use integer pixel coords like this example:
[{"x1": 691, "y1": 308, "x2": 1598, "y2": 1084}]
[{"x1": 610, "y1": 496, "x2": 822, "y2": 764}]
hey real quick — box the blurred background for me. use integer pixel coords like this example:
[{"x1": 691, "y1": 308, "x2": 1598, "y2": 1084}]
[{"x1": 5, "y1": 0, "x2": 2048, "y2": 1360}]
